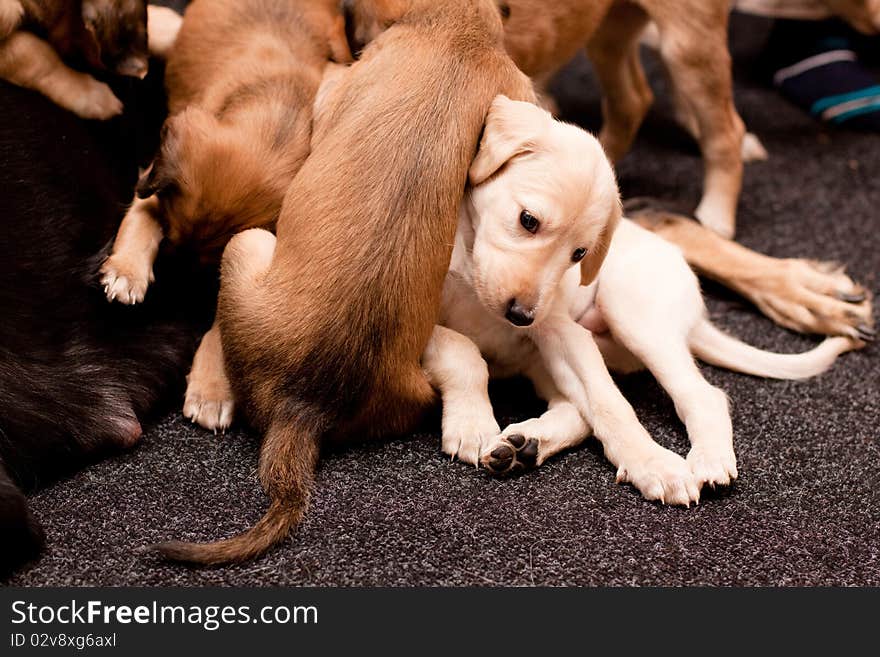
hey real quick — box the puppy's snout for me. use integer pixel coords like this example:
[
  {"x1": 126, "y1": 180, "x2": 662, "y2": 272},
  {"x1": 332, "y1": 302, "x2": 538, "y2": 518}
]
[{"x1": 505, "y1": 299, "x2": 535, "y2": 327}]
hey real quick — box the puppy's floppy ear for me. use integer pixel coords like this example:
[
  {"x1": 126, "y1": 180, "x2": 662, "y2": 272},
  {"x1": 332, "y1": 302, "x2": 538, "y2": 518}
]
[
  {"x1": 580, "y1": 200, "x2": 622, "y2": 286},
  {"x1": 469, "y1": 95, "x2": 546, "y2": 186}
]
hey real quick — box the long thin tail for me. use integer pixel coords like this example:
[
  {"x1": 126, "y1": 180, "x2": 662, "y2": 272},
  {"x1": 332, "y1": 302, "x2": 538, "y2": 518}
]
[
  {"x1": 690, "y1": 319, "x2": 855, "y2": 380},
  {"x1": 152, "y1": 414, "x2": 321, "y2": 565}
]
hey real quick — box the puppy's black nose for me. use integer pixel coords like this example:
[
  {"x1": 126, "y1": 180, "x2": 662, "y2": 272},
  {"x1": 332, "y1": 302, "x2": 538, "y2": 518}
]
[{"x1": 505, "y1": 299, "x2": 535, "y2": 327}]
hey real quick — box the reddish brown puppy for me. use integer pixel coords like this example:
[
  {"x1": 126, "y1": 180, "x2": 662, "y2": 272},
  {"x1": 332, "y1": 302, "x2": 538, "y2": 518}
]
[{"x1": 155, "y1": 0, "x2": 535, "y2": 565}]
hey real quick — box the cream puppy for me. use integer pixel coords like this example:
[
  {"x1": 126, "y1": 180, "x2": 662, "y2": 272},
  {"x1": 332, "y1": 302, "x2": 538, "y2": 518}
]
[
  {"x1": 184, "y1": 93, "x2": 857, "y2": 506},
  {"x1": 423, "y1": 96, "x2": 857, "y2": 504}
]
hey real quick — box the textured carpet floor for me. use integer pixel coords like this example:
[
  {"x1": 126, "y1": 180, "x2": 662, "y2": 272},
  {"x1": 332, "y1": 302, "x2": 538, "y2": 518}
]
[{"x1": 8, "y1": 13, "x2": 880, "y2": 586}]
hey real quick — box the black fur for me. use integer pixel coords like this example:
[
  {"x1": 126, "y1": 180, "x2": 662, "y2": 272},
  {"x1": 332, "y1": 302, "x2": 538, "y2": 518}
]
[{"x1": 0, "y1": 51, "x2": 213, "y2": 576}]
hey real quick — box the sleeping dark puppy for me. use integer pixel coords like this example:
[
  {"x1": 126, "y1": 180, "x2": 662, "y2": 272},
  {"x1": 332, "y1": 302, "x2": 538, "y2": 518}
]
[{"x1": 0, "y1": 8, "x2": 211, "y2": 575}]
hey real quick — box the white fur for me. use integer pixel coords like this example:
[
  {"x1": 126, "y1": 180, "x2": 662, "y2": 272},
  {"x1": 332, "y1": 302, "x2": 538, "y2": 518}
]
[{"x1": 422, "y1": 96, "x2": 854, "y2": 505}]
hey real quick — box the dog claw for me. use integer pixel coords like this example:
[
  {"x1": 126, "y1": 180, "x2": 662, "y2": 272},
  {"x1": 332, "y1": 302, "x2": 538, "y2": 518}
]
[{"x1": 837, "y1": 291, "x2": 866, "y2": 304}]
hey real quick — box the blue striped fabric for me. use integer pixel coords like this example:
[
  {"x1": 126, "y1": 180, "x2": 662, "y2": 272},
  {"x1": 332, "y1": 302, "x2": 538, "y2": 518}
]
[
  {"x1": 830, "y1": 101, "x2": 880, "y2": 124},
  {"x1": 811, "y1": 85, "x2": 880, "y2": 115}
]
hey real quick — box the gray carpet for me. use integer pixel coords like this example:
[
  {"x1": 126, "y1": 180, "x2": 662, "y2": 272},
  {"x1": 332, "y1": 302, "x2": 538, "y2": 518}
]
[{"x1": 9, "y1": 13, "x2": 880, "y2": 586}]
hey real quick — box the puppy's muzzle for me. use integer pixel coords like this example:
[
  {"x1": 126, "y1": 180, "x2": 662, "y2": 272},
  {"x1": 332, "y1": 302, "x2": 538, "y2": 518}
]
[{"x1": 505, "y1": 299, "x2": 535, "y2": 327}]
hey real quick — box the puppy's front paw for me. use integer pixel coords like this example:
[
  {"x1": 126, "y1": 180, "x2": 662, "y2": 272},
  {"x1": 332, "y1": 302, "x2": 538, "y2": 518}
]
[
  {"x1": 687, "y1": 444, "x2": 737, "y2": 488},
  {"x1": 72, "y1": 76, "x2": 124, "y2": 120},
  {"x1": 441, "y1": 412, "x2": 500, "y2": 466},
  {"x1": 183, "y1": 377, "x2": 235, "y2": 433},
  {"x1": 616, "y1": 446, "x2": 701, "y2": 507},
  {"x1": 481, "y1": 434, "x2": 539, "y2": 475},
  {"x1": 100, "y1": 253, "x2": 153, "y2": 304}
]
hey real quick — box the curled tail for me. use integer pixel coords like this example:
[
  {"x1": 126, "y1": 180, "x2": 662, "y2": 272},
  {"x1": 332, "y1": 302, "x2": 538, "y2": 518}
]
[
  {"x1": 153, "y1": 414, "x2": 321, "y2": 565},
  {"x1": 690, "y1": 319, "x2": 855, "y2": 380}
]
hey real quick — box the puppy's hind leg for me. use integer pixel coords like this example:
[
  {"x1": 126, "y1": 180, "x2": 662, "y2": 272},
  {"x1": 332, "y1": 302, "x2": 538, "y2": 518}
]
[
  {"x1": 586, "y1": 3, "x2": 652, "y2": 163},
  {"x1": 183, "y1": 321, "x2": 235, "y2": 433},
  {"x1": 597, "y1": 232, "x2": 737, "y2": 488},
  {"x1": 100, "y1": 195, "x2": 163, "y2": 305},
  {"x1": 481, "y1": 360, "x2": 591, "y2": 475},
  {"x1": 0, "y1": 31, "x2": 123, "y2": 119},
  {"x1": 422, "y1": 326, "x2": 499, "y2": 466},
  {"x1": 652, "y1": 5, "x2": 745, "y2": 238}
]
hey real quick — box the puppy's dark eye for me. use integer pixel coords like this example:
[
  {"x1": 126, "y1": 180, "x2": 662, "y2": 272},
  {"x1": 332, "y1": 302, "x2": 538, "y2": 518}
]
[
  {"x1": 572, "y1": 248, "x2": 587, "y2": 263},
  {"x1": 520, "y1": 210, "x2": 539, "y2": 234}
]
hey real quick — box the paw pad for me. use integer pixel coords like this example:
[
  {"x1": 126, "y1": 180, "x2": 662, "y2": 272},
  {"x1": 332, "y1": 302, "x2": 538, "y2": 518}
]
[{"x1": 483, "y1": 434, "x2": 539, "y2": 475}]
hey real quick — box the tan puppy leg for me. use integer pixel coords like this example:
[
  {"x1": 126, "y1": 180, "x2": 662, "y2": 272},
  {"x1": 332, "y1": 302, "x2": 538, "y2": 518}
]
[
  {"x1": 530, "y1": 313, "x2": 701, "y2": 506},
  {"x1": 666, "y1": 71, "x2": 769, "y2": 163},
  {"x1": 184, "y1": 321, "x2": 235, "y2": 433},
  {"x1": 147, "y1": 5, "x2": 183, "y2": 58},
  {"x1": 651, "y1": 8, "x2": 745, "y2": 238},
  {"x1": 597, "y1": 294, "x2": 736, "y2": 487},
  {"x1": 586, "y1": 3, "x2": 652, "y2": 163},
  {"x1": 621, "y1": 335, "x2": 736, "y2": 488},
  {"x1": 481, "y1": 361, "x2": 591, "y2": 474},
  {"x1": 632, "y1": 211, "x2": 875, "y2": 340},
  {"x1": 422, "y1": 325, "x2": 500, "y2": 466},
  {"x1": 0, "y1": 0, "x2": 23, "y2": 40},
  {"x1": 100, "y1": 195, "x2": 163, "y2": 304},
  {"x1": 642, "y1": 18, "x2": 767, "y2": 165},
  {"x1": 0, "y1": 31, "x2": 123, "y2": 119}
]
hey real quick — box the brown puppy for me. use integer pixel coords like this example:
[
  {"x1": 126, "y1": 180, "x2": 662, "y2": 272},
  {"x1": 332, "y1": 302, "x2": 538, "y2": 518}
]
[
  {"x1": 0, "y1": 0, "x2": 150, "y2": 119},
  {"x1": 153, "y1": 0, "x2": 534, "y2": 565},
  {"x1": 493, "y1": 0, "x2": 747, "y2": 239},
  {"x1": 99, "y1": 0, "x2": 351, "y2": 430}
]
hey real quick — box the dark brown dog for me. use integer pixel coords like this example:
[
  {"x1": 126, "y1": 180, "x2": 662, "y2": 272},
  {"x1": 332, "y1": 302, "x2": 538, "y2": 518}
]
[
  {"x1": 0, "y1": 0, "x2": 149, "y2": 118},
  {"x1": 99, "y1": 0, "x2": 352, "y2": 430},
  {"x1": 153, "y1": 0, "x2": 535, "y2": 564}
]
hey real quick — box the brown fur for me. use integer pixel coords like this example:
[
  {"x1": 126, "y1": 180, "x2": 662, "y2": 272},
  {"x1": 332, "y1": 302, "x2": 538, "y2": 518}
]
[
  {"x1": 157, "y1": 0, "x2": 536, "y2": 565},
  {"x1": 125, "y1": 0, "x2": 350, "y2": 264},
  {"x1": 100, "y1": 0, "x2": 352, "y2": 434},
  {"x1": 0, "y1": 0, "x2": 148, "y2": 118}
]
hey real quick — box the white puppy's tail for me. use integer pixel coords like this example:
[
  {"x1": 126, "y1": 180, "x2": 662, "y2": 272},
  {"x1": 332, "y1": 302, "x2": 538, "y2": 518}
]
[{"x1": 689, "y1": 319, "x2": 855, "y2": 380}]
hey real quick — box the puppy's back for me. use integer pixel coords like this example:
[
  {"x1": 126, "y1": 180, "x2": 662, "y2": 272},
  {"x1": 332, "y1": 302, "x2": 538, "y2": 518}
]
[
  {"x1": 165, "y1": 0, "x2": 344, "y2": 112},
  {"x1": 226, "y1": 0, "x2": 535, "y2": 435}
]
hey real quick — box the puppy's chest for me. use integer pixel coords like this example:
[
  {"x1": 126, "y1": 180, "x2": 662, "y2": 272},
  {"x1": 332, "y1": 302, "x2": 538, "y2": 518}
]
[{"x1": 440, "y1": 274, "x2": 535, "y2": 378}]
